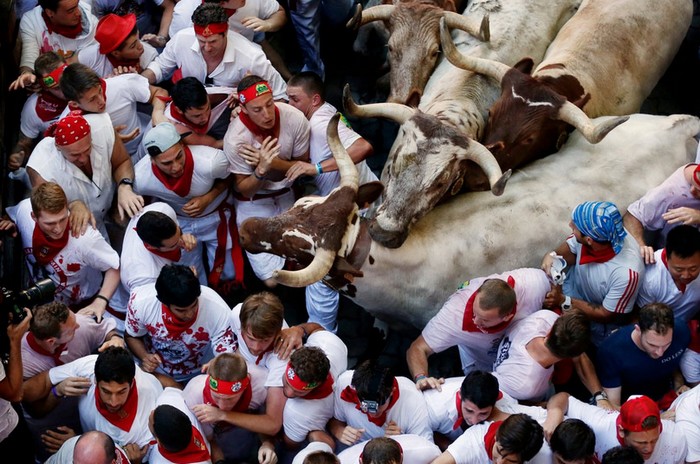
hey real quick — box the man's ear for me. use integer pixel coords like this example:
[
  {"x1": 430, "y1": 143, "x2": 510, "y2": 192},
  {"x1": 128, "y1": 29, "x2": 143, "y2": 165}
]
[
  {"x1": 68, "y1": 101, "x2": 81, "y2": 111},
  {"x1": 617, "y1": 424, "x2": 625, "y2": 441},
  {"x1": 312, "y1": 93, "x2": 322, "y2": 106},
  {"x1": 31, "y1": 211, "x2": 37, "y2": 223}
]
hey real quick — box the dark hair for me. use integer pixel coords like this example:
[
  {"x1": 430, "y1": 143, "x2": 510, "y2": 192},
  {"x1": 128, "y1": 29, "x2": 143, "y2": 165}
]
[
  {"x1": 476, "y1": 279, "x2": 517, "y2": 317},
  {"x1": 191, "y1": 3, "x2": 228, "y2": 27},
  {"x1": 545, "y1": 312, "x2": 590, "y2": 359},
  {"x1": 38, "y1": 0, "x2": 62, "y2": 12},
  {"x1": 362, "y1": 437, "x2": 402, "y2": 464},
  {"x1": 638, "y1": 303, "x2": 674, "y2": 335},
  {"x1": 153, "y1": 404, "x2": 193, "y2": 452},
  {"x1": 239, "y1": 292, "x2": 284, "y2": 338},
  {"x1": 496, "y1": 414, "x2": 544, "y2": 462},
  {"x1": 116, "y1": 26, "x2": 139, "y2": 51},
  {"x1": 238, "y1": 74, "x2": 266, "y2": 94},
  {"x1": 550, "y1": 419, "x2": 595, "y2": 461},
  {"x1": 94, "y1": 347, "x2": 136, "y2": 384},
  {"x1": 621, "y1": 415, "x2": 660, "y2": 436},
  {"x1": 665, "y1": 225, "x2": 700, "y2": 260},
  {"x1": 352, "y1": 360, "x2": 394, "y2": 403},
  {"x1": 171, "y1": 77, "x2": 209, "y2": 113},
  {"x1": 288, "y1": 72, "x2": 325, "y2": 101},
  {"x1": 303, "y1": 451, "x2": 340, "y2": 464},
  {"x1": 290, "y1": 346, "x2": 330, "y2": 385},
  {"x1": 602, "y1": 446, "x2": 644, "y2": 464},
  {"x1": 30, "y1": 301, "x2": 70, "y2": 340},
  {"x1": 59, "y1": 63, "x2": 101, "y2": 102},
  {"x1": 136, "y1": 211, "x2": 178, "y2": 248},
  {"x1": 155, "y1": 264, "x2": 202, "y2": 307},
  {"x1": 460, "y1": 370, "x2": 500, "y2": 408},
  {"x1": 35, "y1": 51, "x2": 64, "y2": 77}
]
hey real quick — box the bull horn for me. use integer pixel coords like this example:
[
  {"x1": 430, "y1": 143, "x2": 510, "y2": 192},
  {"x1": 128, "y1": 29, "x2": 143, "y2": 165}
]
[
  {"x1": 558, "y1": 101, "x2": 630, "y2": 144},
  {"x1": 327, "y1": 113, "x2": 359, "y2": 190},
  {"x1": 460, "y1": 139, "x2": 512, "y2": 196},
  {"x1": 273, "y1": 248, "x2": 336, "y2": 287},
  {"x1": 346, "y1": 4, "x2": 394, "y2": 29},
  {"x1": 443, "y1": 12, "x2": 490, "y2": 42},
  {"x1": 439, "y1": 18, "x2": 509, "y2": 83},
  {"x1": 343, "y1": 84, "x2": 414, "y2": 124}
]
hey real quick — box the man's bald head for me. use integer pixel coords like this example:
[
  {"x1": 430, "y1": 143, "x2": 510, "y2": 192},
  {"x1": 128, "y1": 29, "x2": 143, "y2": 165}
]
[{"x1": 73, "y1": 431, "x2": 116, "y2": 464}]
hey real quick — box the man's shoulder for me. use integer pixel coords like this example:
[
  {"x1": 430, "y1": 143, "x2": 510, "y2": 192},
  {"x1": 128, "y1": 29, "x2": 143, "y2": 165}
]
[{"x1": 278, "y1": 102, "x2": 309, "y2": 124}]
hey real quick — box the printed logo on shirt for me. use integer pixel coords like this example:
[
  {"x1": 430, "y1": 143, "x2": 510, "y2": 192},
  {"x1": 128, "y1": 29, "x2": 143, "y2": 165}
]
[{"x1": 493, "y1": 337, "x2": 512, "y2": 369}]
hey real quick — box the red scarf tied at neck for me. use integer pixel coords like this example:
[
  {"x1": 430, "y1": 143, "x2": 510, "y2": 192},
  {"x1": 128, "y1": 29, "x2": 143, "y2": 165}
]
[
  {"x1": 42, "y1": 10, "x2": 83, "y2": 39},
  {"x1": 483, "y1": 421, "x2": 502, "y2": 460},
  {"x1": 161, "y1": 303, "x2": 198, "y2": 338},
  {"x1": 239, "y1": 105, "x2": 280, "y2": 140},
  {"x1": 158, "y1": 425, "x2": 211, "y2": 463},
  {"x1": 340, "y1": 378, "x2": 400, "y2": 427},
  {"x1": 32, "y1": 221, "x2": 70, "y2": 265},
  {"x1": 151, "y1": 145, "x2": 195, "y2": 197},
  {"x1": 95, "y1": 381, "x2": 139, "y2": 432},
  {"x1": 26, "y1": 332, "x2": 66, "y2": 366}
]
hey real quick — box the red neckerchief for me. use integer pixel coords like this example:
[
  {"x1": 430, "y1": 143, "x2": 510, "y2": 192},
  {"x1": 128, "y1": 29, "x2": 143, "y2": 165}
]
[
  {"x1": 462, "y1": 276, "x2": 516, "y2": 333},
  {"x1": 26, "y1": 332, "x2": 66, "y2": 366},
  {"x1": 302, "y1": 373, "x2": 334, "y2": 400},
  {"x1": 99, "y1": 78, "x2": 107, "y2": 104},
  {"x1": 95, "y1": 381, "x2": 139, "y2": 432},
  {"x1": 151, "y1": 145, "x2": 195, "y2": 197},
  {"x1": 106, "y1": 53, "x2": 141, "y2": 73},
  {"x1": 661, "y1": 249, "x2": 687, "y2": 293},
  {"x1": 169, "y1": 104, "x2": 208, "y2": 135},
  {"x1": 452, "y1": 391, "x2": 503, "y2": 430},
  {"x1": 579, "y1": 243, "x2": 616, "y2": 265},
  {"x1": 162, "y1": 303, "x2": 198, "y2": 338},
  {"x1": 157, "y1": 425, "x2": 210, "y2": 463},
  {"x1": 239, "y1": 106, "x2": 280, "y2": 140},
  {"x1": 255, "y1": 346, "x2": 273, "y2": 365},
  {"x1": 143, "y1": 240, "x2": 182, "y2": 262},
  {"x1": 35, "y1": 91, "x2": 68, "y2": 122},
  {"x1": 115, "y1": 447, "x2": 129, "y2": 464},
  {"x1": 340, "y1": 378, "x2": 400, "y2": 427},
  {"x1": 202, "y1": 376, "x2": 253, "y2": 412},
  {"x1": 32, "y1": 222, "x2": 70, "y2": 265},
  {"x1": 42, "y1": 10, "x2": 83, "y2": 39},
  {"x1": 483, "y1": 421, "x2": 502, "y2": 460}
]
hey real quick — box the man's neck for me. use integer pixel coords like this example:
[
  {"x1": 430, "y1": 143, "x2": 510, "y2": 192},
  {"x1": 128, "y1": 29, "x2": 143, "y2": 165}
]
[
  {"x1": 526, "y1": 337, "x2": 559, "y2": 368},
  {"x1": 630, "y1": 329, "x2": 644, "y2": 352},
  {"x1": 306, "y1": 102, "x2": 324, "y2": 119},
  {"x1": 488, "y1": 407, "x2": 509, "y2": 423}
]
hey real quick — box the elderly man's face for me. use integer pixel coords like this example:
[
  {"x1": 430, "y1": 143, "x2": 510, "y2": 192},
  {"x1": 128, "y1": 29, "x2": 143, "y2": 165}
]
[{"x1": 57, "y1": 135, "x2": 92, "y2": 170}]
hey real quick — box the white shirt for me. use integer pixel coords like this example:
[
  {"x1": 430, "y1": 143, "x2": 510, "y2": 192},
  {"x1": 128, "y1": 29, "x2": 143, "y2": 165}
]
[
  {"x1": 48, "y1": 354, "x2": 163, "y2": 448},
  {"x1": 19, "y1": 2, "x2": 98, "y2": 69},
  {"x1": 0, "y1": 362, "x2": 18, "y2": 442},
  {"x1": 338, "y1": 434, "x2": 441, "y2": 464},
  {"x1": 567, "y1": 396, "x2": 687, "y2": 464},
  {"x1": 26, "y1": 112, "x2": 116, "y2": 229},
  {"x1": 11, "y1": 198, "x2": 120, "y2": 307},
  {"x1": 125, "y1": 284, "x2": 238, "y2": 382},
  {"x1": 422, "y1": 268, "x2": 550, "y2": 372},
  {"x1": 637, "y1": 249, "x2": 700, "y2": 322},
  {"x1": 492, "y1": 310, "x2": 559, "y2": 401},
  {"x1": 309, "y1": 102, "x2": 377, "y2": 196},
  {"x1": 671, "y1": 385, "x2": 700, "y2": 463},
  {"x1": 333, "y1": 372, "x2": 434, "y2": 443},
  {"x1": 20, "y1": 92, "x2": 63, "y2": 138},
  {"x1": 164, "y1": 86, "x2": 232, "y2": 136},
  {"x1": 77, "y1": 41, "x2": 159, "y2": 77},
  {"x1": 147, "y1": 28, "x2": 286, "y2": 99}
]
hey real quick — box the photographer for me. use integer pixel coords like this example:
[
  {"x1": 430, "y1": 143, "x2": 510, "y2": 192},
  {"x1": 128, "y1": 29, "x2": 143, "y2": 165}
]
[{"x1": 0, "y1": 307, "x2": 33, "y2": 462}]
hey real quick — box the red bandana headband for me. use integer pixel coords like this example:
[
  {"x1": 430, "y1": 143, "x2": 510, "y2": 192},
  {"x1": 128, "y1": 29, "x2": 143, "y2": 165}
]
[
  {"x1": 238, "y1": 81, "x2": 272, "y2": 104},
  {"x1": 42, "y1": 63, "x2": 67, "y2": 89},
  {"x1": 46, "y1": 110, "x2": 91, "y2": 146},
  {"x1": 194, "y1": 22, "x2": 228, "y2": 37},
  {"x1": 208, "y1": 374, "x2": 250, "y2": 395},
  {"x1": 285, "y1": 363, "x2": 320, "y2": 391}
]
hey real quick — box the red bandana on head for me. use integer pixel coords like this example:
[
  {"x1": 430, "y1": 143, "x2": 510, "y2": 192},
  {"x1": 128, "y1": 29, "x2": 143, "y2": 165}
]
[
  {"x1": 32, "y1": 220, "x2": 70, "y2": 265},
  {"x1": 158, "y1": 425, "x2": 211, "y2": 464},
  {"x1": 202, "y1": 374, "x2": 253, "y2": 412},
  {"x1": 45, "y1": 110, "x2": 91, "y2": 146},
  {"x1": 238, "y1": 80, "x2": 280, "y2": 139},
  {"x1": 26, "y1": 332, "x2": 65, "y2": 365},
  {"x1": 151, "y1": 145, "x2": 195, "y2": 197},
  {"x1": 41, "y1": 63, "x2": 67, "y2": 90},
  {"x1": 285, "y1": 363, "x2": 334, "y2": 400},
  {"x1": 483, "y1": 421, "x2": 502, "y2": 459},
  {"x1": 462, "y1": 276, "x2": 516, "y2": 333},
  {"x1": 194, "y1": 22, "x2": 228, "y2": 37},
  {"x1": 340, "y1": 378, "x2": 400, "y2": 427},
  {"x1": 95, "y1": 381, "x2": 139, "y2": 432},
  {"x1": 161, "y1": 303, "x2": 198, "y2": 338},
  {"x1": 42, "y1": 10, "x2": 83, "y2": 39}
]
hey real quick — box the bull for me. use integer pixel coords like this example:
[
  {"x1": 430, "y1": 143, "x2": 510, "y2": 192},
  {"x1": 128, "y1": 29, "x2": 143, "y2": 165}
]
[
  {"x1": 440, "y1": 0, "x2": 693, "y2": 165},
  {"x1": 240, "y1": 113, "x2": 700, "y2": 330},
  {"x1": 348, "y1": 0, "x2": 583, "y2": 248}
]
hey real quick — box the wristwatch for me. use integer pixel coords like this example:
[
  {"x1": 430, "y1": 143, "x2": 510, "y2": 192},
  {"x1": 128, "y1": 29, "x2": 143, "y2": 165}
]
[
  {"x1": 118, "y1": 178, "x2": 134, "y2": 187},
  {"x1": 562, "y1": 295, "x2": 572, "y2": 311},
  {"x1": 592, "y1": 390, "x2": 608, "y2": 403}
]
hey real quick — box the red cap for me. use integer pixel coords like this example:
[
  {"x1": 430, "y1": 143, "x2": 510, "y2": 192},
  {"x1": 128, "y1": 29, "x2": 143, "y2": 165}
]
[
  {"x1": 617, "y1": 395, "x2": 662, "y2": 433},
  {"x1": 46, "y1": 110, "x2": 91, "y2": 146},
  {"x1": 96, "y1": 13, "x2": 137, "y2": 55}
]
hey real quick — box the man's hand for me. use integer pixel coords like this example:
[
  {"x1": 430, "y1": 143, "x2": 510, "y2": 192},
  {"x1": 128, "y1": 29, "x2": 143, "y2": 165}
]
[
  {"x1": 663, "y1": 207, "x2": 700, "y2": 226},
  {"x1": 0, "y1": 219, "x2": 17, "y2": 237},
  {"x1": 640, "y1": 245, "x2": 656, "y2": 265},
  {"x1": 123, "y1": 443, "x2": 149, "y2": 464},
  {"x1": 41, "y1": 426, "x2": 76, "y2": 453},
  {"x1": 142, "y1": 33, "x2": 167, "y2": 48},
  {"x1": 192, "y1": 403, "x2": 225, "y2": 424},
  {"x1": 56, "y1": 377, "x2": 92, "y2": 397},
  {"x1": 274, "y1": 326, "x2": 304, "y2": 360},
  {"x1": 140, "y1": 353, "x2": 162, "y2": 373},
  {"x1": 9, "y1": 72, "x2": 37, "y2": 91},
  {"x1": 98, "y1": 335, "x2": 125, "y2": 352},
  {"x1": 595, "y1": 398, "x2": 618, "y2": 411},
  {"x1": 240, "y1": 136, "x2": 280, "y2": 173},
  {"x1": 415, "y1": 375, "x2": 445, "y2": 392},
  {"x1": 181, "y1": 233, "x2": 197, "y2": 251},
  {"x1": 384, "y1": 420, "x2": 402, "y2": 436},
  {"x1": 68, "y1": 201, "x2": 96, "y2": 237},
  {"x1": 241, "y1": 16, "x2": 273, "y2": 32},
  {"x1": 337, "y1": 425, "x2": 365, "y2": 446},
  {"x1": 77, "y1": 300, "x2": 107, "y2": 323},
  {"x1": 541, "y1": 252, "x2": 555, "y2": 275},
  {"x1": 285, "y1": 161, "x2": 316, "y2": 182},
  {"x1": 115, "y1": 125, "x2": 141, "y2": 144},
  {"x1": 542, "y1": 410, "x2": 563, "y2": 443},
  {"x1": 182, "y1": 194, "x2": 215, "y2": 218},
  {"x1": 543, "y1": 284, "x2": 564, "y2": 309},
  {"x1": 8, "y1": 150, "x2": 27, "y2": 171},
  {"x1": 7, "y1": 308, "x2": 32, "y2": 343},
  {"x1": 258, "y1": 443, "x2": 278, "y2": 464},
  {"x1": 117, "y1": 184, "x2": 145, "y2": 221},
  {"x1": 108, "y1": 65, "x2": 138, "y2": 77}
]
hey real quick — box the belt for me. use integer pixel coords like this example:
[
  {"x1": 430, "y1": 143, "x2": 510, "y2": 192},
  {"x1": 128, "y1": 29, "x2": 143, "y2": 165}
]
[
  {"x1": 233, "y1": 188, "x2": 290, "y2": 202},
  {"x1": 105, "y1": 304, "x2": 126, "y2": 321}
]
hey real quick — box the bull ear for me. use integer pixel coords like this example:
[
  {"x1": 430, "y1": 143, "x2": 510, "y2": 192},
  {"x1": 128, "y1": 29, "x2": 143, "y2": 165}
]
[
  {"x1": 514, "y1": 58, "x2": 534, "y2": 75},
  {"x1": 356, "y1": 182, "x2": 384, "y2": 208}
]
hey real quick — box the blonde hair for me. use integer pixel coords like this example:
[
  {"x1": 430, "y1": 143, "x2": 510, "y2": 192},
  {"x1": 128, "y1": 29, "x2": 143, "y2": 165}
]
[{"x1": 31, "y1": 182, "x2": 68, "y2": 216}]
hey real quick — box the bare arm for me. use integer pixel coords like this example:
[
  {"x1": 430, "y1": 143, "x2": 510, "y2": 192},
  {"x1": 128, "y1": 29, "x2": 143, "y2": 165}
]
[
  {"x1": 124, "y1": 335, "x2": 162, "y2": 373},
  {"x1": 542, "y1": 392, "x2": 570, "y2": 441},
  {"x1": 0, "y1": 312, "x2": 32, "y2": 402},
  {"x1": 141, "y1": 69, "x2": 157, "y2": 85},
  {"x1": 406, "y1": 336, "x2": 444, "y2": 391},
  {"x1": 319, "y1": 138, "x2": 373, "y2": 173},
  {"x1": 430, "y1": 451, "x2": 457, "y2": 464},
  {"x1": 111, "y1": 132, "x2": 144, "y2": 220},
  {"x1": 8, "y1": 132, "x2": 36, "y2": 171},
  {"x1": 181, "y1": 132, "x2": 224, "y2": 149},
  {"x1": 623, "y1": 212, "x2": 655, "y2": 264}
]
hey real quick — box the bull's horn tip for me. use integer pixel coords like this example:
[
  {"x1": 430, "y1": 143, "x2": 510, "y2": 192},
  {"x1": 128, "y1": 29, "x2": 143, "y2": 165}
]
[{"x1": 491, "y1": 169, "x2": 512, "y2": 196}]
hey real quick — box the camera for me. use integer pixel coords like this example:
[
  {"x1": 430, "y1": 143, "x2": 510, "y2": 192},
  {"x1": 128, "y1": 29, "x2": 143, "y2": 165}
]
[{"x1": 0, "y1": 278, "x2": 56, "y2": 324}]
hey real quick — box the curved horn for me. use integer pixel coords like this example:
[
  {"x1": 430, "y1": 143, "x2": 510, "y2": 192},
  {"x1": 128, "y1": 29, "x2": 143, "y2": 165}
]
[
  {"x1": 558, "y1": 101, "x2": 630, "y2": 144},
  {"x1": 443, "y1": 12, "x2": 490, "y2": 42},
  {"x1": 459, "y1": 139, "x2": 512, "y2": 196},
  {"x1": 439, "y1": 18, "x2": 509, "y2": 83},
  {"x1": 327, "y1": 113, "x2": 359, "y2": 190},
  {"x1": 273, "y1": 248, "x2": 336, "y2": 287},
  {"x1": 343, "y1": 84, "x2": 414, "y2": 124},
  {"x1": 346, "y1": 4, "x2": 394, "y2": 29}
]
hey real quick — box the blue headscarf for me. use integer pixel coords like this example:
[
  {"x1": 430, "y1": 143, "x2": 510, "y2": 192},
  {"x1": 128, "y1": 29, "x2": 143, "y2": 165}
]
[{"x1": 571, "y1": 201, "x2": 627, "y2": 254}]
